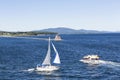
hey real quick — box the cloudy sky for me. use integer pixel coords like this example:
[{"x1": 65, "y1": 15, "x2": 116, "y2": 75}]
[{"x1": 0, "y1": 0, "x2": 120, "y2": 31}]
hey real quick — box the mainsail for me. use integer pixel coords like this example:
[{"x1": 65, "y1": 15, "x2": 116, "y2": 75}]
[
  {"x1": 42, "y1": 38, "x2": 51, "y2": 66},
  {"x1": 52, "y1": 42, "x2": 61, "y2": 64}
]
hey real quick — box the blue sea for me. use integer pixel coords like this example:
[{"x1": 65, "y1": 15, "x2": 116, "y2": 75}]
[{"x1": 0, "y1": 34, "x2": 120, "y2": 80}]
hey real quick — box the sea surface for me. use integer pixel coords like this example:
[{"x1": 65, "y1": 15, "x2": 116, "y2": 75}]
[{"x1": 0, "y1": 33, "x2": 120, "y2": 80}]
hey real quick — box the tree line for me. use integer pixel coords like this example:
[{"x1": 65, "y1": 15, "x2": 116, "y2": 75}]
[{"x1": 0, "y1": 31, "x2": 57, "y2": 36}]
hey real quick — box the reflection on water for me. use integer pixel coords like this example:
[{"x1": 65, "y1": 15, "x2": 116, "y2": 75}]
[{"x1": 36, "y1": 70, "x2": 62, "y2": 80}]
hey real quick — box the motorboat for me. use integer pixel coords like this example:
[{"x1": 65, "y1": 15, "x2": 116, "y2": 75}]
[
  {"x1": 54, "y1": 34, "x2": 62, "y2": 41},
  {"x1": 80, "y1": 55, "x2": 100, "y2": 64}
]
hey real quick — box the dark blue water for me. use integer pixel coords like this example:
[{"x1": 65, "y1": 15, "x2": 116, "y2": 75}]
[{"x1": 0, "y1": 34, "x2": 120, "y2": 80}]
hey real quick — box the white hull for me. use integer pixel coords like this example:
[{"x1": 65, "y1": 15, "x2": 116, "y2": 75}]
[
  {"x1": 36, "y1": 66, "x2": 59, "y2": 71},
  {"x1": 80, "y1": 59, "x2": 102, "y2": 65}
]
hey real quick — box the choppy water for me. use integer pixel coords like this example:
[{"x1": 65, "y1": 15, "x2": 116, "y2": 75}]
[{"x1": 0, "y1": 34, "x2": 120, "y2": 80}]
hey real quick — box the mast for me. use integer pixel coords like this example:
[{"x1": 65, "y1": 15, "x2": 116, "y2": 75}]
[{"x1": 42, "y1": 37, "x2": 51, "y2": 66}]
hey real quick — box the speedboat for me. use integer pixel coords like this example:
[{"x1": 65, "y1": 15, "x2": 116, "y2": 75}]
[{"x1": 80, "y1": 55, "x2": 100, "y2": 64}]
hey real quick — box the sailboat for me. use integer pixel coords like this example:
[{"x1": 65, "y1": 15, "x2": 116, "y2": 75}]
[
  {"x1": 54, "y1": 34, "x2": 62, "y2": 41},
  {"x1": 36, "y1": 37, "x2": 61, "y2": 71}
]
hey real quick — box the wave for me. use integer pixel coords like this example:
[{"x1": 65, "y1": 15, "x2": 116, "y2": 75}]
[
  {"x1": 98, "y1": 60, "x2": 120, "y2": 69},
  {"x1": 22, "y1": 68, "x2": 35, "y2": 72}
]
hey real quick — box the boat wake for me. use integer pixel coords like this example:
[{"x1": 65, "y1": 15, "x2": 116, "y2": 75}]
[
  {"x1": 98, "y1": 60, "x2": 120, "y2": 69},
  {"x1": 80, "y1": 55, "x2": 120, "y2": 70},
  {"x1": 82, "y1": 60, "x2": 120, "y2": 70},
  {"x1": 22, "y1": 68, "x2": 35, "y2": 72}
]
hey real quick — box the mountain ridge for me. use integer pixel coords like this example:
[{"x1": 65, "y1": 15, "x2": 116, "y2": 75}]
[{"x1": 35, "y1": 27, "x2": 111, "y2": 34}]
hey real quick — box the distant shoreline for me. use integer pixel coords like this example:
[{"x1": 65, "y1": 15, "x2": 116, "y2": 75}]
[
  {"x1": 0, "y1": 31, "x2": 57, "y2": 37},
  {"x1": 0, "y1": 31, "x2": 119, "y2": 37}
]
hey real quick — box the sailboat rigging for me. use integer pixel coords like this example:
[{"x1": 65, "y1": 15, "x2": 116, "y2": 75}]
[{"x1": 36, "y1": 37, "x2": 61, "y2": 71}]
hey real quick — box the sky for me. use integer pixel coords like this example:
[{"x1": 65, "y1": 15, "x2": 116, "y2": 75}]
[{"x1": 0, "y1": 0, "x2": 120, "y2": 31}]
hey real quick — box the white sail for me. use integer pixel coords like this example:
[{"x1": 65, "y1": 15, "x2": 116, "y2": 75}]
[
  {"x1": 52, "y1": 42, "x2": 61, "y2": 64},
  {"x1": 42, "y1": 38, "x2": 51, "y2": 66}
]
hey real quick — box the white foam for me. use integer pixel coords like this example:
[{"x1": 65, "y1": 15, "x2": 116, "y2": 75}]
[
  {"x1": 80, "y1": 59, "x2": 120, "y2": 69},
  {"x1": 27, "y1": 68, "x2": 35, "y2": 71},
  {"x1": 22, "y1": 68, "x2": 35, "y2": 72},
  {"x1": 99, "y1": 60, "x2": 120, "y2": 68}
]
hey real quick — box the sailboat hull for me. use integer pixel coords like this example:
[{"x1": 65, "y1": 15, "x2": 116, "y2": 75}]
[{"x1": 36, "y1": 66, "x2": 60, "y2": 71}]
